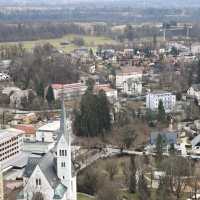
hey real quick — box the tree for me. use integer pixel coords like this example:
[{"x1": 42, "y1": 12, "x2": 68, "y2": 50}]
[
  {"x1": 105, "y1": 159, "x2": 118, "y2": 181},
  {"x1": 158, "y1": 100, "x2": 166, "y2": 122},
  {"x1": 36, "y1": 81, "x2": 45, "y2": 98},
  {"x1": 96, "y1": 182, "x2": 119, "y2": 200},
  {"x1": 121, "y1": 124, "x2": 137, "y2": 149},
  {"x1": 160, "y1": 156, "x2": 192, "y2": 200},
  {"x1": 138, "y1": 172, "x2": 150, "y2": 200},
  {"x1": 46, "y1": 85, "x2": 55, "y2": 106},
  {"x1": 156, "y1": 177, "x2": 172, "y2": 200},
  {"x1": 155, "y1": 134, "x2": 165, "y2": 167},
  {"x1": 129, "y1": 155, "x2": 137, "y2": 193},
  {"x1": 74, "y1": 85, "x2": 111, "y2": 137},
  {"x1": 97, "y1": 90, "x2": 111, "y2": 135}
]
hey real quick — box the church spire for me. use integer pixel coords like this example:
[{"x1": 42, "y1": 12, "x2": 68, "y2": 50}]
[{"x1": 59, "y1": 95, "x2": 70, "y2": 146}]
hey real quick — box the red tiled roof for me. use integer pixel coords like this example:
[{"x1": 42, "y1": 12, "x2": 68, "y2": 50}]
[
  {"x1": 95, "y1": 84, "x2": 115, "y2": 92},
  {"x1": 15, "y1": 125, "x2": 36, "y2": 135}
]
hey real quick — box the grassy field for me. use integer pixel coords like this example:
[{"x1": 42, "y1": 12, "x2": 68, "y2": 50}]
[
  {"x1": 0, "y1": 34, "x2": 116, "y2": 53},
  {"x1": 78, "y1": 193, "x2": 94, "y2": 200}
]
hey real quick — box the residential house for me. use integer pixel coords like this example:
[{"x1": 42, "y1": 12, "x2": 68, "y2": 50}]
[
  {"x1": 15, "y1": 125, "x2": 36, "y2": 142},
  {"x1": 36, "y1": 121, "x2": 60, "y2": 143},
  {"x1": 94, "y1": 84, "x2": 118, "y2": 104},
  {"x1": 187, "y1": 84, "x2": 200, "y2": 105},
  {"x1": 116, "y1": 67, "x2": 143, "y2": 96}
]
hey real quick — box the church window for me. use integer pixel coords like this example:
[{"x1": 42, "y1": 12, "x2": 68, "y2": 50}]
[
  {"x1": 36, "y1": 178, "x2": 41, "y2": 186},
  {"x1": 63, "y1": 176, "x2": 65, "y2": 179},
  {"x1": 62, "y1": 150, "x2": 65, "y2": 156},
  {"x1": 59, "y1": 150, "x2": 62, "y2": 156},
  {"x1": 61, "y1": 162, "x2": 65, "y2": 167},
  {"x1": 65, "y1": 150, "x2": 67, "y2": 156}
]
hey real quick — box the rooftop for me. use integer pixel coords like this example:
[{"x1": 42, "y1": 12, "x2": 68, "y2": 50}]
[
  {"x1": 0, "y1": 128, "x2": 24, "y2": 141},
  {"x1": 15, "y1": 125, "x2": 36, "y2": 135},
  {"x1": 37, "y1": 121, "x2": 60, "y2": 132}
]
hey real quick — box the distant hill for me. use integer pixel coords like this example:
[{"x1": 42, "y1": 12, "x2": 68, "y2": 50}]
[{"x1": 1, "y1": 0, "x2": 200, "y2": 8}]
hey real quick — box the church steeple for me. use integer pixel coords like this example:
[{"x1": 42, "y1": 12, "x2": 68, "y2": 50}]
[{"x1": 56, "y1": 98, "x2": 73, "y2": 199}]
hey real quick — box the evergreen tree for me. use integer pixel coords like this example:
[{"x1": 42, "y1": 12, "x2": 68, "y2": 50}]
[
  {"x1": 158, "y1": 100, "x2": 166, "y2": 122},
  {"x1": 155, "y1": 134, "x2": 165, "y2": 167},
  {"x1": 138, "y1": 173, "x2": 150, "y2": 200},
  {"x1": 46, "y1": 85, "x2": 55, "y2": 105},
  {"x1": 74, "y1": 84, "x2": 111, "y2": 137},
  {"x1": 97, "y1": 90, "x2": 111, "y2": 135},
  {"x1": 129, "y1": 155, "x2": 137, "y2": 193},
  {"x1": 36, "y1": 81, "x2": 45, "y2": 98}
]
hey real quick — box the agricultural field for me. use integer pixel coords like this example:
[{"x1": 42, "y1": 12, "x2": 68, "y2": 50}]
[{"x1": 0, "y1": 34, "x2": 116, "y2": 53}]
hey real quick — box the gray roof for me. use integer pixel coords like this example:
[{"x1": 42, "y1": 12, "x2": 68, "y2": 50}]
[
  {"x1": 191, "y1": 134, "x2": 200, "y2": 147},
  {"x1": 23, "y1": 151, "x2": 60, "y2": 189},
  {"x1": 24, "y1": 157, "x2": 41, "y2": 177}
]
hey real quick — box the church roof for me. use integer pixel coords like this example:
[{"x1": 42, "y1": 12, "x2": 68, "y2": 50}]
[{"x1": 24, "y1": 151, "x2": 60, "y2": 189}]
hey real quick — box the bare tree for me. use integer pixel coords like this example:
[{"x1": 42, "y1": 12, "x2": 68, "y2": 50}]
[{"x1": 105, "y1": 159, "x2": 118, "y2": 181}]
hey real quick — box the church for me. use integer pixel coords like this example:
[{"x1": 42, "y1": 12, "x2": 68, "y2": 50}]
[{"x1": 17, "y1": 101, "x2": 77, "y2": 200}]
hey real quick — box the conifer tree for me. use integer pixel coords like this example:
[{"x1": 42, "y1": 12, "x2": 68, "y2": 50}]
[{"x1": 46, "y1": 85, "x2": 55, "y2": 105}]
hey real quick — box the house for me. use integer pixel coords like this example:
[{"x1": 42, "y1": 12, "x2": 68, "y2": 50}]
[
  {"x1": 36, "y1": 121, "x2": 60, "y2": 143},
  {"x1": 146, "y1": 91, "x2": 176, "y2": 113},
  {"x1": 150, "y1": 131, "x2": 177, "y2": 145},
  {"x1": 51, "y1": 83, "x2": 87, "y2": 101},
  {"x1": 116, "y1": 67, "x2": 143, "y2": 96},
  {"x1": 17, "y1": 101, "x2": 77, "y2": 200},
  {"x1": 94, "y1": 84, "x2": 118, "y2": 103},
  {"x1": 15, "y1": 125, "x2": 36, "y2": 142},
  {"x1": 187, "y1": 84, "x2": 200, "y2": 104}
]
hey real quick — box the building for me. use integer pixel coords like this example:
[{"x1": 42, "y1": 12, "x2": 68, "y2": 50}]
[
  {"x1": 15, "y1": 125, "x2": 36, "y2": 142},
  {"x1": 94, "y1": 84, "x2": 118, "y2": 103},
  {"x1": 0, "y1": 128, "x2": 23, "y2": 163},
  {"x1": 187, "y1": 84, "x2": 200, "y2": 105},
  {"x1": 36, "y1": 121, "x2": 60, "y2": 143},
  {"x1": 51, "y1": 83, "x2": 87, "y2": 100},
  {"x1": 150, "y1": 131, "x2": 177, "y2": 145},
  {"x1": 17, "y1": 101, "x2": 77, "y2": 200},
  {"x1": 116, "y1": 67, "x2": 143, "y2": 95},
  {"x1": 146, "y1": 91, "x2": 176, "y2": 113}
]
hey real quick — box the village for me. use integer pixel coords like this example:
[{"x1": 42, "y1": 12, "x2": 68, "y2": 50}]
[{"x1": 1, "y1": 14, "x2": 200, "y2": 199}]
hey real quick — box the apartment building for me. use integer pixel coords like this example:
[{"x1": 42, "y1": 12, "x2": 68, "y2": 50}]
[
  {"x1": 0, "y1": 128, "x2": 23, "y2": 162},
  {"x1": 146, "y1": 91, "x2": 176, "y2": 113}
]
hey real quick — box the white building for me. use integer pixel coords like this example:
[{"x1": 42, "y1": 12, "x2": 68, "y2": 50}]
[
  {"x1": 187, "y1": 84, "x2": 200, "y2": 105},
  {"x1": 146, "y1": 91, "x2": 176, "y2": 113},
  {"x1": 0, "y1": 128, "x2": 23, "y2": 163},
  {"x1": 17, "y1": 101, "x2": 77, "y2": 200},
  {"x1": 36, "y1": 121, "x2": 60, "y2": 143},
  {"x1": 94, "y1": 84, "x2": 118, "y2": 103},
  {"x1": 116, "y1": 67, "x2": 143, "y2": 95}
]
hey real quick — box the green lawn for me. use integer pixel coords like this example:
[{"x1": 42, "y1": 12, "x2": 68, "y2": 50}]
[
  {"x1": 0, "y1": 34, "x2": 116, "y2": 53},
  {"x1": 78, "y1": 193, "x2": 94, "y2": 200}
]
